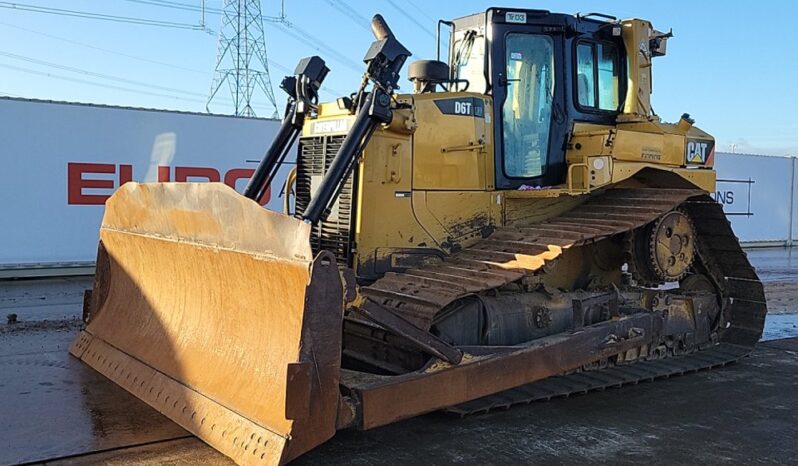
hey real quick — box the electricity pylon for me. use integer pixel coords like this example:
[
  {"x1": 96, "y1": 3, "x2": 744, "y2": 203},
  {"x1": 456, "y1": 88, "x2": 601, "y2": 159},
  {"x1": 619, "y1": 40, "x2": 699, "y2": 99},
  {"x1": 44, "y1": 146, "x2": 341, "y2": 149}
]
[{"x1": 207, "y1": 0, "x2": 283, "y2": 118}]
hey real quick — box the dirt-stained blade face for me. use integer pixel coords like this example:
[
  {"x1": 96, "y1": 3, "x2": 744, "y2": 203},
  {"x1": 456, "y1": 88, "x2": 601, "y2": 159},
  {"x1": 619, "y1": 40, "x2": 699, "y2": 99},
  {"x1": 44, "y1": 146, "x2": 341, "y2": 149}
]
[{"x1": 69, "y1": 182, "x2": 343, "y2": 465}]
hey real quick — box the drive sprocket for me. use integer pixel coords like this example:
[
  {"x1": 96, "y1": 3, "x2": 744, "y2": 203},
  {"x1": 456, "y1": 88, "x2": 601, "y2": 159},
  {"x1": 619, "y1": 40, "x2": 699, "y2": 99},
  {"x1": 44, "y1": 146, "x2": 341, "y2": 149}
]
[{"x1": 629, "y1": 210, "x2": 695, "y2": 284}]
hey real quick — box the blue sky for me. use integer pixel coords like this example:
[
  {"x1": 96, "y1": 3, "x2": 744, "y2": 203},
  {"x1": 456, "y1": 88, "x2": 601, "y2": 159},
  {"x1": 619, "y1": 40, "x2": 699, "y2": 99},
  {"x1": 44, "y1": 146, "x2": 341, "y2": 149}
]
[{"x1": 1, "y1": 0, "x2": 796, "y2": 155}]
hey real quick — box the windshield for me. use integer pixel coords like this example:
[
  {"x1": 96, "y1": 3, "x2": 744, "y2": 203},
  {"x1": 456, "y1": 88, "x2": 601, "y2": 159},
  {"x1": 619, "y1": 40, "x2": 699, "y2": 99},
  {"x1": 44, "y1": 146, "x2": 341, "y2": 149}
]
[{"x1": 502, "y1": 34, "x2": 555, "y2": 179}]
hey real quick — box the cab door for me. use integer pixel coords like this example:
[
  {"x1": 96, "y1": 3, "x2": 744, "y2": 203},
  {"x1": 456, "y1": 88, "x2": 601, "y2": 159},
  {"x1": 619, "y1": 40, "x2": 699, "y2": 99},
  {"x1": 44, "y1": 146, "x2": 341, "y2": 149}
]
[{"x1": 491, "y1": 23, "x2": 567, "y2": 189}]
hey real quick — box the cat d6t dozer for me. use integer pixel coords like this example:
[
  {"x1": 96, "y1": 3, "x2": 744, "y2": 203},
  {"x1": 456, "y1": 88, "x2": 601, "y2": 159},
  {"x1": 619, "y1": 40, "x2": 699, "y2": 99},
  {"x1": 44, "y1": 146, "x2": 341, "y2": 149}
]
[{"x1": 70, "y1": 10, "x2": 766, "y2": 465}]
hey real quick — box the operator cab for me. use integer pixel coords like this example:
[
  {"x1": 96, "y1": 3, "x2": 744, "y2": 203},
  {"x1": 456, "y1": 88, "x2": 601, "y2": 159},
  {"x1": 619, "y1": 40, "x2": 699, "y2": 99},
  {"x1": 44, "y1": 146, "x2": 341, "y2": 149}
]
[{"x1": 443, "y1": 8, "x2": 628, "y2": 189}]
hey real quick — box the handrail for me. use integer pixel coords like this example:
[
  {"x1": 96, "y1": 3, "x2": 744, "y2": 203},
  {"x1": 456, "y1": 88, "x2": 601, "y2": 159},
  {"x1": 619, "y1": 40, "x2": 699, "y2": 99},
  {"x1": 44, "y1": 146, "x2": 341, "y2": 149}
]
[{"x1": 567, "y1": 160, "x2": 591, "y2": 194}]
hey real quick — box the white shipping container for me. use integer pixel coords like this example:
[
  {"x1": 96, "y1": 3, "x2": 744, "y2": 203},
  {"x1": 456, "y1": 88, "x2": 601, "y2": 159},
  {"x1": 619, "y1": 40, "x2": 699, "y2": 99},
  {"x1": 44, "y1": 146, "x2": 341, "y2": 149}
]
[
  {"x1": 713, "y1": 152, "x2": 798, "y2": 244},
  {"x1": 0, "y1": 97, "x2": 291, "y2": 275},
  {"x1": 2, "y1": 97, "x2": 796, "y2": 277}
]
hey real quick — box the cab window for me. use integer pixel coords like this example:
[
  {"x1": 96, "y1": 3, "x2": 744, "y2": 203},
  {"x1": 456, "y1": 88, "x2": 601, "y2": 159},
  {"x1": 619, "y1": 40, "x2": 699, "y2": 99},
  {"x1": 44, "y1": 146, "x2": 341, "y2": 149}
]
[
  {"x1": 502, "y1": 33, "x2": 555, "y2": 179},
  {"x1": 451, "y1": 30, "x2": 486, "y2": 93},
  {"x1": 575, "y1": 41, "x2": 619, "y2": 111}
]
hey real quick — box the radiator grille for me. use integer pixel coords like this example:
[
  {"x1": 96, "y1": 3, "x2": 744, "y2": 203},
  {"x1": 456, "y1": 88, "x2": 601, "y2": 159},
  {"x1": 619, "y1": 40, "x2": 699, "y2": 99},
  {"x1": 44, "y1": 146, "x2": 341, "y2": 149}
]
[{"x1": 296, "y1": 135, "x2": 355, "y2": 265}]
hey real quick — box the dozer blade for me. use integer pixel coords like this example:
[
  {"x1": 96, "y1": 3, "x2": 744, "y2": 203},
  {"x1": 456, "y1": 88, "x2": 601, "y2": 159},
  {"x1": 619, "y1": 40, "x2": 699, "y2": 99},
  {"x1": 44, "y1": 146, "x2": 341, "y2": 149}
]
[{"x1": 69, "y1": 182, "x2": 344, "y2": 466}]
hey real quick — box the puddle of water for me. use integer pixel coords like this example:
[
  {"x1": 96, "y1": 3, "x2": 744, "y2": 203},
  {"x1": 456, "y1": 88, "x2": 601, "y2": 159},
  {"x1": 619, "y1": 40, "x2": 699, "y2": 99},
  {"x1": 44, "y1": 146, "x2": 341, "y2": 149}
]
[{"x1": 763, "y1": 313, "x2": 798, "y2": 341}]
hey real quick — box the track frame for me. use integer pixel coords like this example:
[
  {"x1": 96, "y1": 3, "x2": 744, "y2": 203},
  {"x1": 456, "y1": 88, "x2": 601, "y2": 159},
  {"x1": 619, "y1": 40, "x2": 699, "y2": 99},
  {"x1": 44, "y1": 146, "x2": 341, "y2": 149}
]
[{"x1": 336, "y1": 188, "x2": 767, "y2": 428}]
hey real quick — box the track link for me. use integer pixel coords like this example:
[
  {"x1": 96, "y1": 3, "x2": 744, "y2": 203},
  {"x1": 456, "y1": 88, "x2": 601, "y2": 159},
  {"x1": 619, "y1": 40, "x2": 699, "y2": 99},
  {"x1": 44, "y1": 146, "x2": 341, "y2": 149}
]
[{"x1": 446, "y1": 343, "x2": 751, "y2": 416}]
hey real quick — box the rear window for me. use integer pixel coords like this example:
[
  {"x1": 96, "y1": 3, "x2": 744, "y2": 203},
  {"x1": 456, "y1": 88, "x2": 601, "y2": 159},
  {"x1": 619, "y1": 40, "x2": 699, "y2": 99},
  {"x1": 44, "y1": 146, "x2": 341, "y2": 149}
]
[{"x1": 575, "y1": 41, "x2": 619, "y2": 111}]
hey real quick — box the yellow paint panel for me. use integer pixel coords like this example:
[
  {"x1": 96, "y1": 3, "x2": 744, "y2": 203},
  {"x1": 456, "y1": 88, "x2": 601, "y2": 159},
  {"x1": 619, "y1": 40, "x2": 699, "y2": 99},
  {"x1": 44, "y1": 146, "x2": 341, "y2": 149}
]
[
  {"x1": 412, "y1": 92, "x2": 492, "y2": 190},
  {"x1": 354, "y1": 130, "x2": 440, "y2": 276},
  {"x1": 413, "y1": 191, "x2": 499, "y2": 247}
]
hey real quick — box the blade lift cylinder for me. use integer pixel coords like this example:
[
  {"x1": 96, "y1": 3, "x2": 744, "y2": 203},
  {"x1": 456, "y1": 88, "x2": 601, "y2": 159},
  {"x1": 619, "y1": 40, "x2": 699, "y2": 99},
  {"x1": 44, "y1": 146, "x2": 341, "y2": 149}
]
[
  {"x1": 243, "y1": 56, "x2": 329, "y2": 204},
  {"x1": 290, "y1": 15, "x2": 411, "y2": 225}
]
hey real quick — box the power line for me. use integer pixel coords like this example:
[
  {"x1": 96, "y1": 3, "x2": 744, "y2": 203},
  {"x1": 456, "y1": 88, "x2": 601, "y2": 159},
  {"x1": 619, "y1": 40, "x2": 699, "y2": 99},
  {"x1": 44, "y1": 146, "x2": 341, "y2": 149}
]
[
  {"x1": 114, "y1": 0, "x2": 363, "y2": 80},
  {"x1": 0, "y1": 21, "x2": 207, "y2": 75},
  {"x1": 382, "y1": 0, "x2": 435, "y2": 39},
  {"x1": 405, "y1": 0, "x2": 438, "y2": 24},
  {"x1": 0, "y1": 1, "x2": 204, "y2": 30},
  {"x1": 0, "y1": 0, "x2": 367, "y2": 77},
  {"x1": 321, "y1": 0, "x2": 371, "y2": 32},
  {"x1": 121, "y1": 0, "x2": 220, "y2": 14},
  {"x1": 1, "y1": 1, "x2": 349, "y2": 108},
  {"x1": 1, "y1": 20, "x2": 344, "y2": 99},
  {"x1": 0, "y1": 50, "x2": 273, "y2": 108},
  {"x1": 118, "y1": 0, "x2": 289, "y2": 22},
  {"x1": 273, "y1": 20, "x2": 363, "y2": 74},
  {"x1": 0, "y1": 62, "x2": 207, "y2": 102},
  {"x1": 149, "y1": 2, "x2": 365, "y2": 75},
  {"x1": 0, "y1": 50, "x2": 207, "y2": 98},
  {"x1": 0, "y1": 62, "x2": 275, "y2": 113}
]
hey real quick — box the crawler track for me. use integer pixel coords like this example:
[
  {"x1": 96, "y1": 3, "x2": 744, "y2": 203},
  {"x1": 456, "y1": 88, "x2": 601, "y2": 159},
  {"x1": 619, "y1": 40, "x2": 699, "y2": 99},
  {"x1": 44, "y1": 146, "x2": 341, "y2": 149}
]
[
  {"x1": 356, "y1": 188, "x2": 767, "y2": 412},
  {"x1": 446, "y1": 343, "x2": 751, "y2": 416}
]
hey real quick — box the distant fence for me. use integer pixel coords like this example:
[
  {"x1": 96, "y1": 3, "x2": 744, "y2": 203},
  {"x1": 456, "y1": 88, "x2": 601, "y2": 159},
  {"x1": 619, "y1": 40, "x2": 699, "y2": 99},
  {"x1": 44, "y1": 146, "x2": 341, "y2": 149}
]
[{"x1": 713, "y1": 152, "x2": 797, "y2": 246}]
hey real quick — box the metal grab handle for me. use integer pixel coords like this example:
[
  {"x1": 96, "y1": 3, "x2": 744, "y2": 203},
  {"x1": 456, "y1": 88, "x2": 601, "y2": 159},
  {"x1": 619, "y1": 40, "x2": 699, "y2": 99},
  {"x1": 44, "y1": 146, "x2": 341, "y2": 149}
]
[
  {"x1": 283, "y1": 166, "x2": 298, "y2": 216},
  {"x1": 567, "y1": 162, "x2": 591, "y2": 193},
  {"x1": 441, "y1": 143, "x2": 485, "y2": 153}
]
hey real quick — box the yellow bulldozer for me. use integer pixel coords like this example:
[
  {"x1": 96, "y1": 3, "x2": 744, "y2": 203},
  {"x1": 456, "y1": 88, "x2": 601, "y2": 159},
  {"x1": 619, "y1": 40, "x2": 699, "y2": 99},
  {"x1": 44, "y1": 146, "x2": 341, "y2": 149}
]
[{"x1": 69, "y1": 8, "x2": 766, "y2": 465}]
